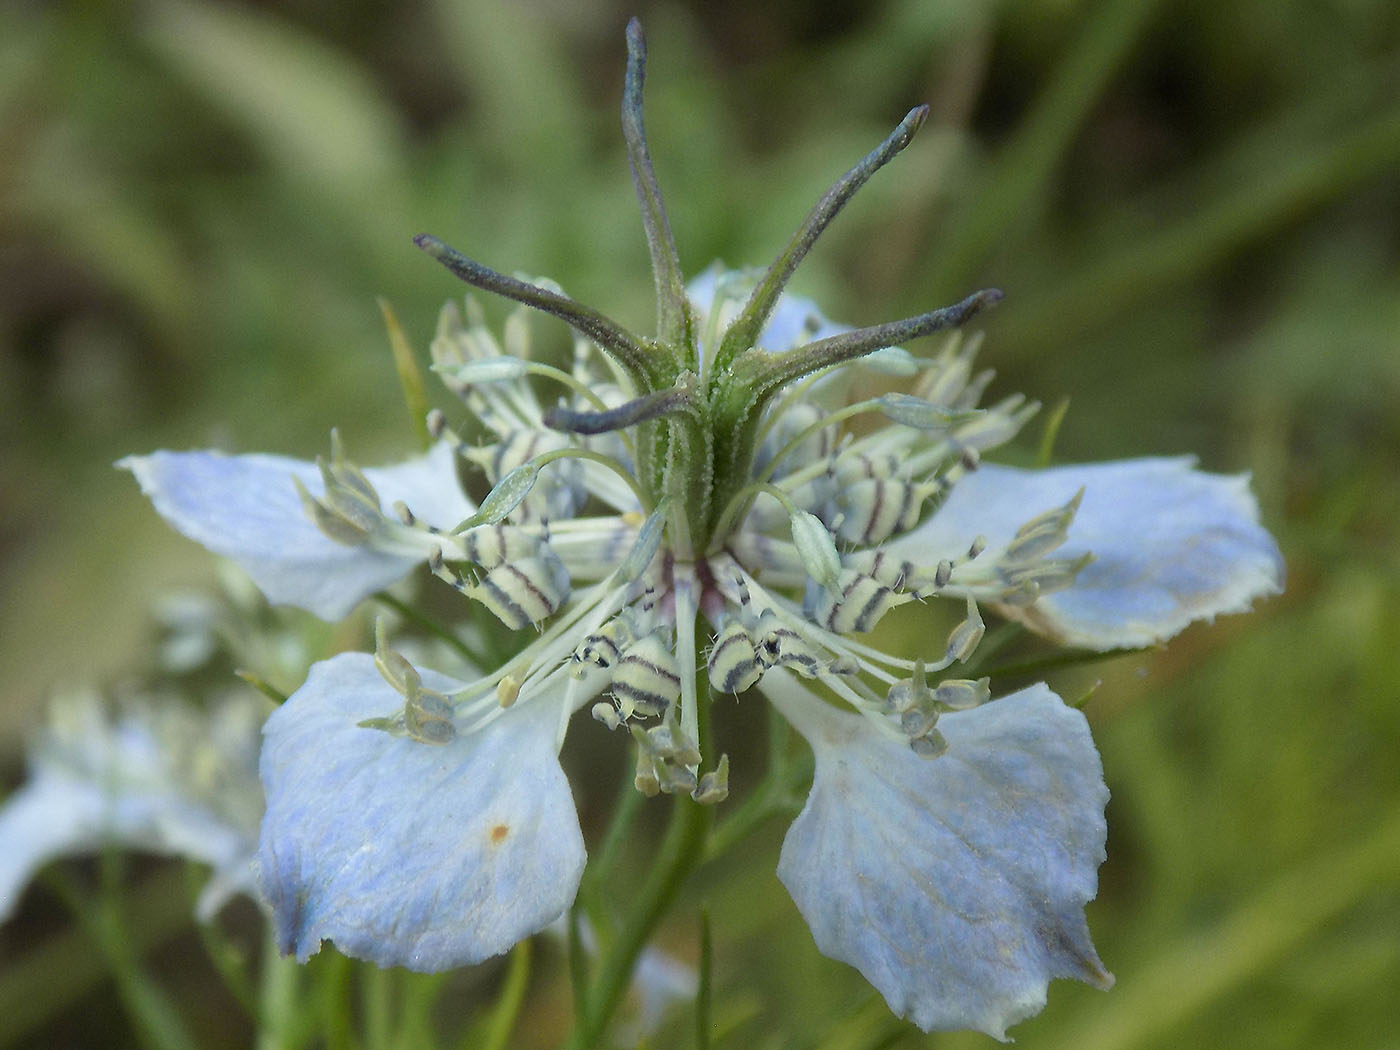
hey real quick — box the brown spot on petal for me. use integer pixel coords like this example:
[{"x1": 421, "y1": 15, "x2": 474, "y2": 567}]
[{"x1": 490, "y1": 824, "x2": 510, "y2": 845}]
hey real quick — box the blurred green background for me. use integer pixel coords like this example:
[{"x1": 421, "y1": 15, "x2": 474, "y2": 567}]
[{"x1": 1, "y1": 0, "x2": 1397, "y2": 1047}]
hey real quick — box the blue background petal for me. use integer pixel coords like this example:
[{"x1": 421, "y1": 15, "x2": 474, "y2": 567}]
[
  {"x1": 686, "y1": 269, "x2": 849, "y2": 358},
  {"x1": 256, "y1": 652, "x2": 585, "y2": 971}
]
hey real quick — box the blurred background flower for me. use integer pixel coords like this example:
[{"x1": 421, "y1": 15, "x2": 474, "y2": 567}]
[{"x1": 1, "y1": 1, "x2": 1397, "y2": 1048}]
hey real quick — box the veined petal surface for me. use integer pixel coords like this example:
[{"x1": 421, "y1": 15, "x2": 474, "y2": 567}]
[
  {"x1": 256, "y1": 652, "x2": 584, "y2": 971},
  {"x1": 120, "y1": 441, "x2": 472, "y2": 620},
  {"x1": 770, "y1": 676, "x2": 1111, "y2": 1040},
  {"x1": 891, "y1": 457, "x2": 1285, "y2": 649}
]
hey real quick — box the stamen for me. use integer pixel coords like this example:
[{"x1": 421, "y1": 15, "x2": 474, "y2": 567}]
[
  {"x1": 672, "y1": 564, "x2": 702, "y2": 756},
  {"x1": 436, "y1": 356, "x2": 615, "y2": 417},
  {"x1": 612, "y1": 632, "x2": 681, "y2": 719},
  {"x1": 429, "y1": 546, "x2": 571, "y2": 631},
  {"x1": 438, "y1": 576, "x2": 632, "y2": 720},
  {"x1": 457, "y1": 446, "x2": 650, "y2": 532},
  {"x1": 295, "y1": 475, "x2": 372, "y2": 546},
  {"x1": 693, "y1": 754, "x2": 730, "y2": 805},
  {"x1": 943, "y1": 596, "x2": 985, "y2": 664},
  {"x1": 360, "y1": 623, "x2": 458, "y2": 745},
  {"x1": 707, "y1": 620, "x2": 762, "y2": 694},
  {"x1": 616, "y1": 505, "x2": 668, "y2": 582}
]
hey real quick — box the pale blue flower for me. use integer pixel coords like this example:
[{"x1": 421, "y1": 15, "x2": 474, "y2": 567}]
[
  {"x1": 125, "y1": 274, "x2": 1281, "y2": 1024},
  {"x1": 0, "y1": 689, "x2": 264, "y2": 921},
  {"x1": 120, "y1": 19, "x2": 1285, "y2": 1036}
]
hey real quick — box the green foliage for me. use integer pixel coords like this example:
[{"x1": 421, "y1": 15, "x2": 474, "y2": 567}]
[{"x1": 2, "y1": 1, "x2": 1397, "y2": 1047}]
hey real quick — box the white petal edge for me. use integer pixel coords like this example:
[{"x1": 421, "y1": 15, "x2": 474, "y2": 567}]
[
  {"x1": 256, "y1": 652, "x2": 585, "y2": 971},
  {"x1": 766, "y1": 671, "x2": 1112, "y2": 1040},
  {"x1": 0, "y1": 776, "x2": 107, "y2": 919},
  {"x1": 888, "y1": 457, "x2": 1285, "y2": 650},
  {"x1": 119, "y1": 441, "x2": 472, "y2": 620}
]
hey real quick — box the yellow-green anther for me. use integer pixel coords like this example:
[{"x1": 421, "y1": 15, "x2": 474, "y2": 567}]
[
  {"x1": 459, "y1": 462, "x2": 540, "y2": 529},
  {"x1": 1002, "y1": 552, "x2": 1094, "y2": 596},
  {"x1": 1004, "y1": 490, "x2": 1084, "y2": 562},
  {"x1": 944, "y1": 596, "x2": 985, "y2": 664},
  {"x1": 294, "y1": 476, "x2": 373, "y2": 546},
  {"x1": 955, "y1": 396, "x2": 1040, "y2": 450},
  {"x1": 885, "y1": 660, "x2": 932, "y2": 714},
  {"x1": 692, "y1": 754, "x2": 730, "y2": 805},
  {"x1": 790, "y1": 509, "x2": 843, "y2": 592},
  {"x1": 933, "y1": 677, "x2": 990, "y2": 711},
  {"x1": 374, "y1": 636, "x2": 418, "y2": 696},
  {"x1": 632, "y1": 727, "x2": 661, "y2": 796},
  {"x1": 618, "y1": 506, "x2": 668, "y2": 582},
  {"x1": 436, "y1": 356, "x2": 530, "y2": 383},
  {"x1": 403, "y1": 685, "x2": 455, "y2": 745},
  {"x1": 328, "y1": 430, "x2": 379, "y2": 507},
  {"x1": 909, "y1": 730, "x2": 949, "y2": 758},
  {"x1": 876, "y1": 393, "x2": 981, "y2": 431}
]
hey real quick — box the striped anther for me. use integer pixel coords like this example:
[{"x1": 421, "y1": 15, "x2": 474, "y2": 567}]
[
  {"x1": 834, "y1": 477, "x2": 934, "y2": 546},
  {"x1": 811, "y1": 571, "x2": 908, "y2": 634},
  {"x1": 459, "y1": 523, "x2": 543, "y2": 567},
  {"x1": 611, "y1": 633, "x2": 681, "y2": 718},
  {"x1": 469, "y1": 553, "x2": 571, "y2": 629},
  {"x1": 707, "y1": 621, "x2": 762, "y2": 694}
]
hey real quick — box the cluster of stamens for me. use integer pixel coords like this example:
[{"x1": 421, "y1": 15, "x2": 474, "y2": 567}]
[{"x1": 295, "y1": 19, "x2": 1101, "y2": 803}]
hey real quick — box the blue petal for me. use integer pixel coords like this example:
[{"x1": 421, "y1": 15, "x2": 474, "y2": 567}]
[
  {"x1": 120, "y1": 442, "x2": 472, "y2": 620},
  {"x1": 753, "y1": 290, "x2": 848, "y2": 352},
  {"x1": 256, "y1": 652, "x2": 585, "y2": 970},
  {"x1": 892, "y1": 457, "x2": 1285, "y2": 649},
  {"x1": 686, "y1": 268, "x2": 848, "y2": 355},
  {"x1": 769, "y1": 675, "x2": 1111, "y2": 1040}
]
